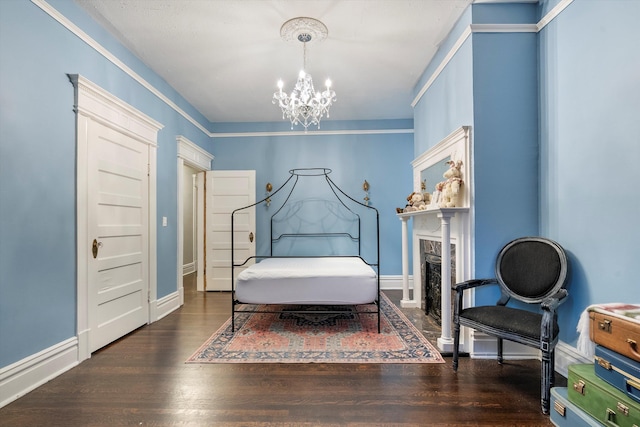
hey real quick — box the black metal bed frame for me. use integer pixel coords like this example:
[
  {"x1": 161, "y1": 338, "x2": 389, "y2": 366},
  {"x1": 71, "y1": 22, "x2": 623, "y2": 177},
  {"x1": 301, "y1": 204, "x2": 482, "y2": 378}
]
[{"x1": 230, "y1": 168, "x2": 380, "y2": 333}]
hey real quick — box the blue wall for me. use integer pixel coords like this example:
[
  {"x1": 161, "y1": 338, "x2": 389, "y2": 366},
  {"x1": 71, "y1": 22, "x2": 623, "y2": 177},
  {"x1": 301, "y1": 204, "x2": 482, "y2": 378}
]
[
  {"x1": 2, "y1": 0, "x2": 638, "y2": 376},
  {"x1": 413, "y1": 3, "x2": 539, "y2": 307},
  {"x1": 471, "y1": 29, "x2": 540, "y2": 284},
  {"x1": 210, "y1": 121, "x2": 414, "y2": 274},
  {"x1": 538, "y1": 0, "x2": 640, "y2": 344},
  {"x1": 0, "y1": 1, "x2": 413, "y2": 369},
  {"x1": 413, "y1": 8, "x2": 473, "y2": 155},
  {"x1": 0, "y1": 0, "x2": 208, "y2": 366},
  {"x1": 414, "y1": 0, "x2": 640, "y2": 347}
]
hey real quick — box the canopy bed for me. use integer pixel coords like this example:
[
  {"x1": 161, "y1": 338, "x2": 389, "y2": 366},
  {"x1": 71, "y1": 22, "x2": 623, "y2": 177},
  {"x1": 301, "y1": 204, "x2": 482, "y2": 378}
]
[{"x1": 231, "y1": 168, "x2": 380, "y2": 332}]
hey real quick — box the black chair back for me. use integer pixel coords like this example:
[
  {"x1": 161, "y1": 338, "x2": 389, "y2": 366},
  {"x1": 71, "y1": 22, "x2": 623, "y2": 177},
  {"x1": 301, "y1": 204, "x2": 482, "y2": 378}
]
[{"x1": 496, "y1": 237, "x2": 568, "y2": 304}]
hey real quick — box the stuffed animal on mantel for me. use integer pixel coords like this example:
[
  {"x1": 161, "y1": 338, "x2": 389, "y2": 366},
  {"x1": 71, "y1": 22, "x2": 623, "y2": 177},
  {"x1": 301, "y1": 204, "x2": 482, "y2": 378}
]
[
  {"x1": 438, "y1": 160, "x2": 464, "y2": 208},
  {"x1": 401, "y1": 191, "x2": 430, "y2": 213}
]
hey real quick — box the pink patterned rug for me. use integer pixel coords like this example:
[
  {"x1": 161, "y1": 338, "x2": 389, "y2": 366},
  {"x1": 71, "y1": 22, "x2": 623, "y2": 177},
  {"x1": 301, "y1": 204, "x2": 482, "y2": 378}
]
[{"x1": 186, "y1": 294, "x2": 444, "y2": 364}]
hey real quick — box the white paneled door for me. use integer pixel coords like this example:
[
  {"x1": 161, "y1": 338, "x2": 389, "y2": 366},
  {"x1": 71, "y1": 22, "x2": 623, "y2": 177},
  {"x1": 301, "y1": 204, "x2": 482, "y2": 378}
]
[
  {"x1": 204, "y1": 170, "x2": 255, "y2": 291},
  {"x1": 87, "y1": 120, "x2": 150, "y2": 352}
]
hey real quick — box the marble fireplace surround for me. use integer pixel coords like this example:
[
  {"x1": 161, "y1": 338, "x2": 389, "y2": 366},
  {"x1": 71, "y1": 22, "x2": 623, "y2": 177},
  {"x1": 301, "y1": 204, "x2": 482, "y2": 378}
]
[
  {"x1": 421, "y1": 239, "x2": 456, "y2": 323},
  {"x1": 398, "y1": 126, "x2": 472, "y2": 352}
]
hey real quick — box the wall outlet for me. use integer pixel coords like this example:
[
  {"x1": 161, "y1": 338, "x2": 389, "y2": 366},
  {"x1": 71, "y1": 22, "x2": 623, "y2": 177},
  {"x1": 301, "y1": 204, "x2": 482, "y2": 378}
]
[{"x1": 162, "y1": 216, "x2": 168, "y2": 227}]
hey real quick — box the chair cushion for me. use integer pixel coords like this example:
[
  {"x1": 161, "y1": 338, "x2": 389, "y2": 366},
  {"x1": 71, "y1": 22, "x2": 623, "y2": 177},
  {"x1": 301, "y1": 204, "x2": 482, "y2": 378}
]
[{"x1": 460, "y1": 306, "x2": 559, "y2": 341}]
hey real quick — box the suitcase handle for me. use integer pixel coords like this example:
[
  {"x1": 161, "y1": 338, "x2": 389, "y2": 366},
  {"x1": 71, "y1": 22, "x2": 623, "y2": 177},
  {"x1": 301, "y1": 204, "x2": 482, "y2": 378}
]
[
  {"x1": 628, "y1": 338, "x2": 640, "y2": 359},
  {"x1": 627, "y1": 378, "x2": 640, "y2": 403},
  {"x1": 606, "y1": 408, "x2": 619, "y2": 426}
]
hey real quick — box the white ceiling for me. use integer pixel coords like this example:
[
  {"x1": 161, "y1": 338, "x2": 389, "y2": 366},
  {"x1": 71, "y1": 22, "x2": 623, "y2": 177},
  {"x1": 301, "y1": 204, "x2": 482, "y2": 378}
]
[{"x1": 75, "y1": 0, "x2": 478, "y2": 124}]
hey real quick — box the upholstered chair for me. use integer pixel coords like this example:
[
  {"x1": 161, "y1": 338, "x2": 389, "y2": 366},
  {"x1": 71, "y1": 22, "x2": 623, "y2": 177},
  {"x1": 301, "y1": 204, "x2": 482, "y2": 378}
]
[{"x1": 452, "y1": 237, "x2": 569, "y2": 414}]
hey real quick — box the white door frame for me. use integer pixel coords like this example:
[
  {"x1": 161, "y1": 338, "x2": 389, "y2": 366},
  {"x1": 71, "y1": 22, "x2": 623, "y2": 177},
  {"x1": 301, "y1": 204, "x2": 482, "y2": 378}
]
[
  {"x1": 70, "y1": 75, "x2": 163, "y2": 362},
  {"x1": 176, "y1": 136, "x2": 213, "y2": 299}
]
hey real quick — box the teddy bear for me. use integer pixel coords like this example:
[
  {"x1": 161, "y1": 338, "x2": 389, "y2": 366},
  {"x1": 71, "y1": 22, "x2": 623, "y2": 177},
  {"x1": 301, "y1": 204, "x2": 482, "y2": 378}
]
[
  {"x1": 438, "y1": 160, "x2": 463, "y2": 208},
  {"x1": 399, "y1": 191, "x2": 430, "y2": 213}
]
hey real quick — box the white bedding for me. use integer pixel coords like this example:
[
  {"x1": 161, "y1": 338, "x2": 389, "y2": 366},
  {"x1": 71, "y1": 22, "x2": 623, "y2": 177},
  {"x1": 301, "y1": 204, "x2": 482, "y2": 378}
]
[{"x1": 235, "y1": 257, "x2": 378, "y2": 305}]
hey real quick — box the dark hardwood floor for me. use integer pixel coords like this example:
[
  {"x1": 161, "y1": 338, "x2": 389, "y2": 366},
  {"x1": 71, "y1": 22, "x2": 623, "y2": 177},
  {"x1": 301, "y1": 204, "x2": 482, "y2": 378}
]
[{"x1": 0, "y1": 275, "x2": 565, "y2": 426}]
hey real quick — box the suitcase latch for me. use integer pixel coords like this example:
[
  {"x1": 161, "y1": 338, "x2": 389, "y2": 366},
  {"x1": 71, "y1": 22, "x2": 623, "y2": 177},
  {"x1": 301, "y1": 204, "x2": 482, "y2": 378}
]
[
  {"x1": 596, "y1": 356, "x2": 612, "y2": 370},
  {"x1": 553, "y1": 400, "x2": 566, "y2": 417},
  {"x1": 617, "y1": 402, "x2": 629, "y2": 417},
  {"x1": 598, "y1": 319, "x2": 612, "y2": 333},
  {"x1": 573, "y1": 380, "x2": 586, "y2": 395}
]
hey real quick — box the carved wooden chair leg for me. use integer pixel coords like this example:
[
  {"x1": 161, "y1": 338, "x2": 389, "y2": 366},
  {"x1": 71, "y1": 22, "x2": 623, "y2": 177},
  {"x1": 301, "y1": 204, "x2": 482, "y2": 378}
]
[
  {"x1": 540, "y1": 347, "x2": 552, "y2": 414},
  {"x1": 453, "y1": 322, "x2": 461, "y2": 371}
]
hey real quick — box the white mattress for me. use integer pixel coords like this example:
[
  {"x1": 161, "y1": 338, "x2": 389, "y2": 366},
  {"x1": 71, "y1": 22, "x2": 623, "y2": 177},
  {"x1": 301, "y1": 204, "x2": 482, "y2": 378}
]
[{"x1": 235, "y1": 257, "x2": 378, "y2": 305}]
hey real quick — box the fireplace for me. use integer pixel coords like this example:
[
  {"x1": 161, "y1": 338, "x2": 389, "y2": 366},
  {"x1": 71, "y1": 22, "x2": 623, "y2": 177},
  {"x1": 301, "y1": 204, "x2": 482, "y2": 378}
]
[
  {"x1": 397, "y1": 126, "x2": 471, "y2": 352},
  {"x1": 420, "y1": 240, "x2": 456, "y2": 322}
]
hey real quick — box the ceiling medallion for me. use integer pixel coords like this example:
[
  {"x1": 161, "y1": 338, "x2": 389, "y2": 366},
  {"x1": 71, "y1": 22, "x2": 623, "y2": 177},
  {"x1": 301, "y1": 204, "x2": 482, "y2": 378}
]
[
  {"x1": 279, "y1": 17, "x2": 328, "y2": 44},
  {"x1": 273, "y1": 17, "x2": 336, "y2": 131}
]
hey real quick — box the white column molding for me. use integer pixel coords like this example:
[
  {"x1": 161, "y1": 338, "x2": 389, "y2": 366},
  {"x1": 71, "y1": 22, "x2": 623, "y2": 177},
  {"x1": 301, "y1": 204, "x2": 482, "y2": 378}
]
[
  {"x1": 399, "y1": 215, "x2": 412, "y2": 307},
  {"x1": 437, "y1": 209, "x2": 455, "y2": 352}
]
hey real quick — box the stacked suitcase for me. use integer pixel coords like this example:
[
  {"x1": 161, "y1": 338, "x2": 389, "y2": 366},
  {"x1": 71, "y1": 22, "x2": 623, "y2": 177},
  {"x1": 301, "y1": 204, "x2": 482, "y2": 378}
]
[{"x1": 551, "y1": 304, "x2": 640, "y2": 427}]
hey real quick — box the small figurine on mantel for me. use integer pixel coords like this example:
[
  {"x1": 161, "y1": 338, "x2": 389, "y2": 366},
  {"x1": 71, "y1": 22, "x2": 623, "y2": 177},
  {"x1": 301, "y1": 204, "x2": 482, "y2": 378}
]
[{"x1": 437, "y1": 160, "x2": 464, "y2": 208}]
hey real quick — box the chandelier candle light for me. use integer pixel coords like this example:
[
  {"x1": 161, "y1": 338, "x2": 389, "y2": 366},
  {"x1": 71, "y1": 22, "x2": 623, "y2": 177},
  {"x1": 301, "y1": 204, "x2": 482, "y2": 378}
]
[{"x1": 273, "y1": 17, "x2": 336, "y2": 131}]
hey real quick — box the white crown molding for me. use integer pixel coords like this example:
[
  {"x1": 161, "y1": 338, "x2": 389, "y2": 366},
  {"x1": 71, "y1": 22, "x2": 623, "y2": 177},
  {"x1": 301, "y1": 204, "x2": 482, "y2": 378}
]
[
  {"x1": 411, "y1": 26, "x2": 472, "y2": 108},
  {"x1": 473, "y1": 0, "x2": 538, "y2": 3},
  {"x1": 538, "y1": 0, "x2": 574, "y2": 31},
  {"x1": 412, "y1": 0, "x2": 574, "y2": 108},
  {"x1": 469, "y1": 24, "x2": 538, "y2": 33},
  {"x1": 34, "y1": 0, "x2": 575, "y2": 138},
  {"x1": 33, "y1": 0, "x2": 418, "y2": 139},
  {"x1": 32, "y1": 0, "x2": 209, "y2": 136},
  {"x1": 211, "y1": 128, "x2": 414, "y2": 138}
]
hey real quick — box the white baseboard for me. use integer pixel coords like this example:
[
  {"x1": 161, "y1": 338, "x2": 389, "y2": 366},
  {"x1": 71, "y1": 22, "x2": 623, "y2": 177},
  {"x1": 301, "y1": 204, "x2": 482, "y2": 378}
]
[
  {"x1": 182, "y1": 261, "x2": 196, "y2": 276},
  {"x1": 554, "y1": 340, "x2": 591, "y2": 378},
  {"x1": 154, "y1": 289, "x2": 182, "y2": 321},
  {"x1": 378, "y1": 278, "x2": 587, "y2": 380},
  {"x1": 469, "y1": 332, "x2": 540, "y2": 359},
  {"x1": 380, "y1": 275, "x2": 413, "y2": 291},
  {"x1": 468, "y1": 333, "x2": 589, "y2": 379},
  {"x1": 0, "y1": 337, "x2": 79, "y2": 408},
  {"x1": 0, "y1": 294, "x2": 585, "y2": 411},
  {"x1": 1, "y1": 289, "x2": 185, "y2": 409}
]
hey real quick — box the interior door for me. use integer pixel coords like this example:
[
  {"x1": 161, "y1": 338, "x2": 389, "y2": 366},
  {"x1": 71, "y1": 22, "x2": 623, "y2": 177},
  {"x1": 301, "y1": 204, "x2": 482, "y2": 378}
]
[
  {"x1": 88, "y1": 120, "x2": 149, "y2": 352},
  {"x1": 205, "y1": 170, "x2": 255, "y2": 291}
]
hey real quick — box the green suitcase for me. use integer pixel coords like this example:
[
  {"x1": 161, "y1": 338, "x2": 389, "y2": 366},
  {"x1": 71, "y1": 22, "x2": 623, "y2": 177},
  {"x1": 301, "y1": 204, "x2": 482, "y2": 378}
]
[{"x1": 568, "y1": 363, "x2": 640, "y2": 427}]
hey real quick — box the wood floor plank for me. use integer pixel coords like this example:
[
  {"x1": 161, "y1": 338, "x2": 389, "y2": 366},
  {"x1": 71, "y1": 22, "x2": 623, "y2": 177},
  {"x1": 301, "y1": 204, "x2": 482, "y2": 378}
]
[{"x1": 0, "y1": 276, "x2": 563, "y2": 426}]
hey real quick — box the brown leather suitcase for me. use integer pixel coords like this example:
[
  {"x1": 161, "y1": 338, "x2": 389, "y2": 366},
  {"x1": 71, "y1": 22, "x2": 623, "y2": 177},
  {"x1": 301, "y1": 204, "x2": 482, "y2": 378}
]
[{"x1": 589, "y1": 305, "x2": 640, "y2": 362}]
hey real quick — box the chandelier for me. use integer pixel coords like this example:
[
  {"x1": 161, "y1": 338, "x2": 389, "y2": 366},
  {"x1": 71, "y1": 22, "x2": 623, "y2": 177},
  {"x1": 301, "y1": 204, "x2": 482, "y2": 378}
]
[{"x1": 273, "y1": 17, "x2": 336, "y2": 131}]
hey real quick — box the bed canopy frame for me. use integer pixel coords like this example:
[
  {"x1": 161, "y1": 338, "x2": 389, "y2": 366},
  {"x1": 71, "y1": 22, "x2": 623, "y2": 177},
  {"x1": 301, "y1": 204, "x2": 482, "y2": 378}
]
[{"x1": 230, "y1": 168, "x2": 381, "y2": 332}]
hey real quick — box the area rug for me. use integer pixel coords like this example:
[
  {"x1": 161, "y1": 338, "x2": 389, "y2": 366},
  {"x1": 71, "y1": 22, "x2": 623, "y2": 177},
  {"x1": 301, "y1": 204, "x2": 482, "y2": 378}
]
[{"x1": 186, "y1": 294, "x2": 444, "y2": 364}]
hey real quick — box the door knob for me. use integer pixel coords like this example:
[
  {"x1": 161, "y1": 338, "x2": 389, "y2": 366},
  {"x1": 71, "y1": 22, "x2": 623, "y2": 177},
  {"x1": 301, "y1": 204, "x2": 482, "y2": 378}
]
[
  {"x1": 92, "y1": 239, "x2": 103, "y2": 259},
  {"x1": 249, "y1": 232, "x2": 254, "y2": 243}
]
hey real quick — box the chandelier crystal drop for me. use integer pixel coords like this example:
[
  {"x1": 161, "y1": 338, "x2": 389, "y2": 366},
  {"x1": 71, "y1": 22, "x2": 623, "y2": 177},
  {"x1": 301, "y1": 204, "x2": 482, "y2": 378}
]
[{"x1": 273, "y1": 18, "x2": 336, "y2": 131}]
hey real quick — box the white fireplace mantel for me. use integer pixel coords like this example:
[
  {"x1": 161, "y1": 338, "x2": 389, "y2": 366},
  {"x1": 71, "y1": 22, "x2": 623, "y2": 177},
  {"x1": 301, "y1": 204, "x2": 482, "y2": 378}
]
[
  {"x1": 398, "y1": 126, "x2": 472, "y2": 352},
  {"x1": 398, "y1": 207, "x2": 469, "y2": 352}
]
